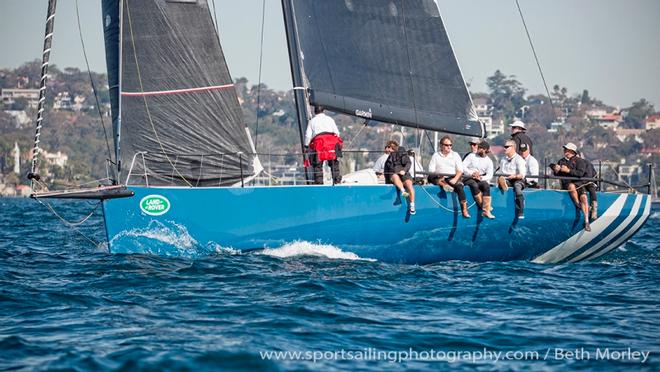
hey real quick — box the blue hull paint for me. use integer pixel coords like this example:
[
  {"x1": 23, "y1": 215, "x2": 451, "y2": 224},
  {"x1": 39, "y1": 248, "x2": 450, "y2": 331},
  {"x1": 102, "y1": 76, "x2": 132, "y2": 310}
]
[{"x1": 102, "y1": 185, "x2": 651, "y2": 264}]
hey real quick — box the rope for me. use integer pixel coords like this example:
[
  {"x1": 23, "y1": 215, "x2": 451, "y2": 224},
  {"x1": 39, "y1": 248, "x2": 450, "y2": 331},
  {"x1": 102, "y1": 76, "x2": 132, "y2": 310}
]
[
  {"x1": 35, "y1": 198, "x2": 101, "y2": 227},
  {"x1": 125, "y1": 0, "x2": 193, "y2": 187},
  {"x1": 604, "y1": 163, "x2": 635, "y2": 191},
  {"x1": 253, "y1": 0, "x2": 267, "y2": 150},
  {"x1": 419, "y1": 185, "x2": 477, "y2": 213},
  {"x1": 515, "y1": 0, "x2": 556, "y2": 115},
  {"x1": 34, "y1": 197, "x2": 102, "y2": 246},
  {"x1": 75, "y1": 0, "x2": 115, "y2": 180},
  {"x1": 345, "y1": 120, "x2": 368, "y2": 150}
]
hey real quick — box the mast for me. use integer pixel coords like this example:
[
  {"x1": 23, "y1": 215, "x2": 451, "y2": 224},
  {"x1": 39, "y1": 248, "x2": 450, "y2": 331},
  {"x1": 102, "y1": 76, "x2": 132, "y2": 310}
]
[
  {"x1": 281, "y1": 0, "x2": 310, "y2": 183},
  {"x1": 28, "y1": 0, "x2": 58, "y2": 188}
]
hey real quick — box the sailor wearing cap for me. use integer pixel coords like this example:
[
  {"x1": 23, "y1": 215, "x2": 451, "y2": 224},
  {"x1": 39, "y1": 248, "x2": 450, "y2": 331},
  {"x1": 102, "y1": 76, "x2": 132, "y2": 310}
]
[
  {"x1": 462, "y1": 141, "x2": 496, "y2": 219},
  {"x1": 498, "y1": 140, "x2": 527, "y2": 219},
  {"x1": 550, "y1": 142, "x2": 592, "y2": 231},
  {"x1": 509, "y1": 120, "x2": 533, "y2": 157},
  {"x1": 463, "y1": 137, "x2": 482, "y2": 160}
]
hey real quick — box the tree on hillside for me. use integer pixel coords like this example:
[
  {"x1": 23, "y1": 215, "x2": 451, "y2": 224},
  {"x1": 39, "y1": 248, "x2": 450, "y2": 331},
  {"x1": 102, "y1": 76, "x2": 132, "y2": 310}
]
[
  {"x1": 580, "y1": 89, "x2": 590, "y2": 104},
  {"x1": 625, "y1": 98, "x2": 655, "y2": 129},
  {"x1": 642, "y1": 129, "x2": 660, "y2": 148},
  {"x1": 14, "y1": 60, "x2": 43, "y2": 88},
  {"x1": 525, "y1": 94, "x2": 555, "y2": 127},
  {"x1": 486, "y1": 70, "x2": 526, "y2": 123}
]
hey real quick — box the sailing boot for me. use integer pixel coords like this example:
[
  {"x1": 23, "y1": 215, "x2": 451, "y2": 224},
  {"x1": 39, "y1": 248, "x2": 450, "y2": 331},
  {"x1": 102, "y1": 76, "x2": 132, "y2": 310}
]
[
  {"x1": 460, "y1": 200, "x2": 471, "y2": 218},
  {"x1": 474, "y1": 193, "x2": 483, "y2": 211},
  {"x1": 497, "y1": 176, "x2": 508, "y2": 193},
  {"x1": 482, "y1": 196, "x2": 495, "y2": 219},
  {"x1": 590, "y1": 201, "x2": 598, "y2": 221}
]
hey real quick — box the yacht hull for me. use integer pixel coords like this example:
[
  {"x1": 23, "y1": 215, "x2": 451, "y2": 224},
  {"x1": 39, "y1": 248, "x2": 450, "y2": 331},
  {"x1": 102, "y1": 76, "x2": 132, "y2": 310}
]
[{"x1": 102, "y1": 185, "x2": 651, "y2": 264}]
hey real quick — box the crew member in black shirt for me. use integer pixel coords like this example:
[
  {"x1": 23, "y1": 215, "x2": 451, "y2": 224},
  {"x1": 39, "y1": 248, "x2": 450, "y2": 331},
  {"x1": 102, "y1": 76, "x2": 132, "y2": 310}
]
[{"x1": 509, "y1": 120, "x2": 533, "y2": 157}]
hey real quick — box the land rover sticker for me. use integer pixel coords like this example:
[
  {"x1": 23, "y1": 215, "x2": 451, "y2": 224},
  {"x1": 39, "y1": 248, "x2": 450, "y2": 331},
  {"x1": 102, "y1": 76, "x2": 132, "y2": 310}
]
[{"x1": 140, "y1": 195, "x2": 171, "y2": 216}]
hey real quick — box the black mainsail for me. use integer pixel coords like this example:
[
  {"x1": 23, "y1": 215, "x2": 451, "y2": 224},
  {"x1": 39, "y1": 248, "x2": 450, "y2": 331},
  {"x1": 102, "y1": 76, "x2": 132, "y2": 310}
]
[
  {"x1": 102, "y1": 0, "x2": 261, "y2": 187},
  {"x1": 285, "y1": 0, "x2": 484, "y2": 137}
]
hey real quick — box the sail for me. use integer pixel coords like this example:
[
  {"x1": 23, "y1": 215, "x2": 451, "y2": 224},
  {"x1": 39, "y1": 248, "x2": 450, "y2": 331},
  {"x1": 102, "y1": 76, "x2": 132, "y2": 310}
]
[
  {"x1": 287, "y1": 0, "x2": 484, "y2": 137},
  {"x1": 102, "y1": 0, "x2": 260, "y2": 186}
]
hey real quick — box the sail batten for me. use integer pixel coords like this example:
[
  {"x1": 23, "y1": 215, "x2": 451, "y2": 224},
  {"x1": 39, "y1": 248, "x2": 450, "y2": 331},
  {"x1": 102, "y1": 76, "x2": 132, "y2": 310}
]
[{"x1": 288, "y1": 0, "x2": 484, "y2": 137}]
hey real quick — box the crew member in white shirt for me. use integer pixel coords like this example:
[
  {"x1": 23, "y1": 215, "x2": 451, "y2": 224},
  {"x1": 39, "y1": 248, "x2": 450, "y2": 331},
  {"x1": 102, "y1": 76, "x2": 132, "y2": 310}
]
[
  {"x1": 498, "y1": 140, "x2": 527, "y2": 219},
  {"x1": 523, "y1": 152, "x2": 539, "y2": 188},
  {"x1": 428, "y1": 135, "x2": 470, "y2": 218},
  {"x1": 305, "y1": 106, "x2": 342, "y2": 184},
  {"x1": 462, "y1": 141, "x2": 495, "y2": 219}
]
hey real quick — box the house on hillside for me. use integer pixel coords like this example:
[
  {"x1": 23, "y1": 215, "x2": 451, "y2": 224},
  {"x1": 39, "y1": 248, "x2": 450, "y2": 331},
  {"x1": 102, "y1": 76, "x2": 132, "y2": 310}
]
[
  {"x1": 53, "y1": 92, "x2": 72, "y2": 111},
  {"x1": 1, "y1": 88, "x2": 40, "y2": 109},
  {"x1": 42, "y1": 150, "x2": 68, "y2": 168},
  {"x1": 644, "y1": 114, "x2": 660, "y2": 130},
  {"x1": 586, "y1": 108, "x2": 622, "y2": 129},
  {"x1": 614, "y1": 128, "x2": 645, "y2": 143},
  {"x1": 472, "y1": 97, "x2": 500, "y2": 138}
]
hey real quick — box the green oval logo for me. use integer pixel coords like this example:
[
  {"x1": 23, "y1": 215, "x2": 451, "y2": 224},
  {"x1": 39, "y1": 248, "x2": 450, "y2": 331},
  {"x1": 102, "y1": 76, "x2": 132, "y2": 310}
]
[{"x1": 139, "y1": 195, "x2": 171, "y2": 216}]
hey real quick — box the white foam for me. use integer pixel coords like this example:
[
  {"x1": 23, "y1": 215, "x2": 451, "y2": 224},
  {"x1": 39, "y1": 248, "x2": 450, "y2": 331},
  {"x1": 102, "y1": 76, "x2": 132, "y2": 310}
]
[
  {"x1": 207, "y1": 243, "x2": 242, "y2": 255},
  {"x1": 257, "y1": 241, "x2": 375, "y2": 261},
  {"x1": 109, "y1": 220, "x2": 203, "y2": 256},
  {"x1": 117, "y1": 221, "x2": 198, "y2": 248}
]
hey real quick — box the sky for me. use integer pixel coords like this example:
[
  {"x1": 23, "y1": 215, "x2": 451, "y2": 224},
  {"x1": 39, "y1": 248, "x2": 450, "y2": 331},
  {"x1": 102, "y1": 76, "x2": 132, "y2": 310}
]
[{"x1": 1, "y1": 0, "x2": 659, "y2": 108}]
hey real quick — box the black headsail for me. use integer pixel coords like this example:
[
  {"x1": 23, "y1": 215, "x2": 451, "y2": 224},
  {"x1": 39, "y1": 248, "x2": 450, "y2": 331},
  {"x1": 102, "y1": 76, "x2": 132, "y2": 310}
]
[
  {"x1": 285, "y1": 0, "x2": 484, "y2": 137},
  {"x1": 102, "y1": 0, "x2": 261, "y2": 187}
]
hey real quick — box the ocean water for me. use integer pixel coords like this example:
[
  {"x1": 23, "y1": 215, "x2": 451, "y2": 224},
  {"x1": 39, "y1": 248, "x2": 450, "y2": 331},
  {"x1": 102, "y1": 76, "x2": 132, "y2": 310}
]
[{"x1": 0, "y1": 198, "x2": 657, "y2": 371}]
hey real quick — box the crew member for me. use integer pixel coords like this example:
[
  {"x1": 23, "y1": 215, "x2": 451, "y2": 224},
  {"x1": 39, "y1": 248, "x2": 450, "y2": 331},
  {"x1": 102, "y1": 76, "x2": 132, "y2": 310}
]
[
  {"x1": 498, "y1": 140, "x2": 527, "y2": 219},
  {"x1": 428, "y1": 135, "x2": 470, "y2": 218},
  {"x1": 463, "y1": 141, "x2": 495, "y2": 218},
  {"x1": 305, "y1": 106, "x2": 342, "y2": 185}
]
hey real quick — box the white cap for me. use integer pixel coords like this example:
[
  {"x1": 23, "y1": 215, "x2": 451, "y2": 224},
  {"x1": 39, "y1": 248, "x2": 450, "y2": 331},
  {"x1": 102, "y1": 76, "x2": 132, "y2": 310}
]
[
  {"x1": 563, "y1": 142, "x2": 578, "y2": 153},
  {"x1": 509, "y1": 120, "x2": 526, "y2": 130},
  {"x1": 468, "y1": 137, "x2": 481, "y2": 144}
]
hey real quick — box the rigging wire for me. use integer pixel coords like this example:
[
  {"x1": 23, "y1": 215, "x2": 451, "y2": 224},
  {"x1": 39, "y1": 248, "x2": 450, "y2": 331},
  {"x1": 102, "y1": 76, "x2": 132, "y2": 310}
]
[
  {"x1": 125, "y1": 0, "x2": 193, "y2": 187},
  {"x1": 253, "y1": 0, "x2": 267, "y2": 151},
  {"x1": 75, "y1": 0, "x2": 115, "y2": 181},
  {"x1": 35, "y1": 198, "x2": 102, "y2": 246},
  {"x1": 514, "y1": 0, "x2": 556, "y2": 115}
]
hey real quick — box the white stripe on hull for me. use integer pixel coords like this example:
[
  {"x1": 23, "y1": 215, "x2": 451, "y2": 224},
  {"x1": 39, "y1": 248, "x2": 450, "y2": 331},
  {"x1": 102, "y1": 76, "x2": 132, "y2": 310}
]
[
  {"x1": 532, "y1": 195, "x2": 627, "y2": 264},
  {"x1": 569, "y1": 195, "x2": 643, "y2": 262},
  {"x1": 587, "y1": 195, "x2": 651, "y2": 261}
]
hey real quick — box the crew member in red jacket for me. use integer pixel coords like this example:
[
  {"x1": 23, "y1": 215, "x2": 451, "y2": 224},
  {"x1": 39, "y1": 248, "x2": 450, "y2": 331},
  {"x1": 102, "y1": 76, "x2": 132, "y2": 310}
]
[{"x1": 305, "y1": 106, "x2": 343, "y2": 184}]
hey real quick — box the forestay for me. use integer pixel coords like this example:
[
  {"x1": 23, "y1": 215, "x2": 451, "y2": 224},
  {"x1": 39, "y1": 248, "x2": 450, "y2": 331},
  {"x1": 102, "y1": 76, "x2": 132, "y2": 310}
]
[
  {"x1": 287, "y1": 0, "x2": 484, "y2": 137},
  {"x1": 102, "y1": 0, "x2": 260, "y2": 187}
]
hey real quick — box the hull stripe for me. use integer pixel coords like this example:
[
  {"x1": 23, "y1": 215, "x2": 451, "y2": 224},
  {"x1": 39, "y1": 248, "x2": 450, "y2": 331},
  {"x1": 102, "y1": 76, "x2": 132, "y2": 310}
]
[
  {"x1": 583, "y1": 195, "x2": 652, "y2": 261},
  {"x1": 532, "y1": 195, "x2": 627, "y2": 264},
  {"x1": 569, "y1": 195, "x2": 643, "y2": 262}
]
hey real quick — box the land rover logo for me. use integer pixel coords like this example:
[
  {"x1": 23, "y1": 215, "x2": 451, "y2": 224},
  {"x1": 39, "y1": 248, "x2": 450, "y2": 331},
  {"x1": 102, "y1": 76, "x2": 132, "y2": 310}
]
[{"x1": 140, "y1": 195, "x2": 171, "y2": 216}]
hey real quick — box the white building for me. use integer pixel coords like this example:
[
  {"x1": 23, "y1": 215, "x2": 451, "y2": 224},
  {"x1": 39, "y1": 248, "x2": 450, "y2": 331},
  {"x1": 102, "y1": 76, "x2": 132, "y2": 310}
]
[
  {"x1": 53, "y1": 92, "x2": 72, "y2": 111},
  {"x1": 586, "y1": 108, "x2": 622, "y2": 129},
  {"x1": 42, "y1": 150, "x2": 68, "y2": 168},
  {"x1": 472, "y1": 97, "x2": 501, "y2": 138},
  {"x1": 1, "y1": 88, "x2": 40, "y2": 109},
  {"x1": 644, "y1": 115, "x2": 660, "y2": 130},
  {"x1": 547, "y1": 122, "x2": 564, "y2": 133},
  {"x1": 615, "y1": 129, "x2": 645, "y2": 143},
  {"x1": 5, "y1": 110, "x2": 31, "y2": 127}
]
